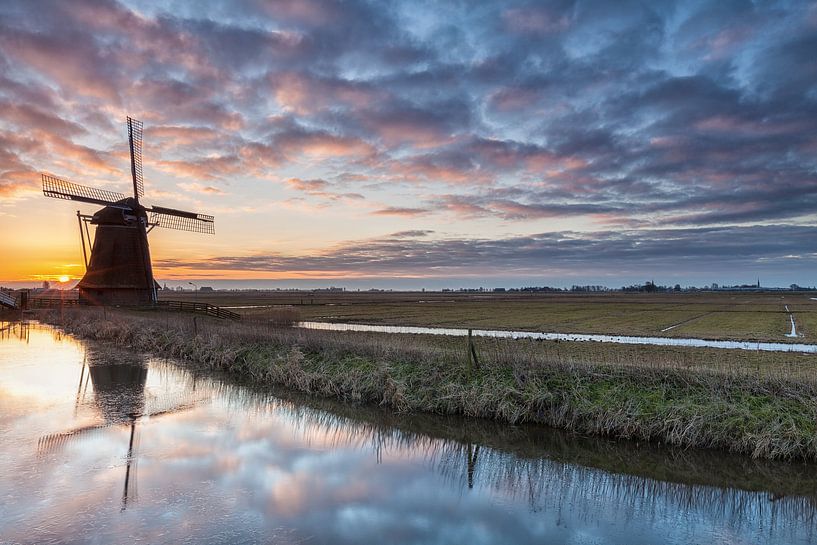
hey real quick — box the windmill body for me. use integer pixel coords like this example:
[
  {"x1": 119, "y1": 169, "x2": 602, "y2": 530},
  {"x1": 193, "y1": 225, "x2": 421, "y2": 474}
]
[
  {"x1": 78, "y1": 199, "x2": 156, "y2": 305},
  {"x1": 42, "y1": 117, "x2": 214, "y2": 306}
]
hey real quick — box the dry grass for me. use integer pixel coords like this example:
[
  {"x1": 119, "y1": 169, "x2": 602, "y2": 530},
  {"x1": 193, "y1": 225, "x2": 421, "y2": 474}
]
[{"x1": 41, "y1": 307, "x2": 817, "y2": 461}]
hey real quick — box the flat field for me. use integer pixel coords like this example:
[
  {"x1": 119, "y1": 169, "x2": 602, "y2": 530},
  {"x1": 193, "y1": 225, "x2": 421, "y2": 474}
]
[{"x1": 157, "y1": 290, "x2": 817, "y2": 343}]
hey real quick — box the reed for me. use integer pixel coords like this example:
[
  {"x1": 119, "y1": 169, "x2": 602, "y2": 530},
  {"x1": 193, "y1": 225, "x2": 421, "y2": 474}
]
[{"x1": 40, "y1": 308, "x2": 817, "y2": 461}]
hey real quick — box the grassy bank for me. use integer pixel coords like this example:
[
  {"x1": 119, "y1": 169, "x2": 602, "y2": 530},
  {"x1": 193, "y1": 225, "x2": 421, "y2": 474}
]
[{"x1": 40, "y1": 308, "x2": 817, "y2": 461}]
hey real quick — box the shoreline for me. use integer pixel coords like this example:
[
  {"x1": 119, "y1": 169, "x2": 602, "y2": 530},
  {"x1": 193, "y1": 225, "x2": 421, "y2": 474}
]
[{"x1": 36, "y1": 308, "x2": 817, "y2": 462}]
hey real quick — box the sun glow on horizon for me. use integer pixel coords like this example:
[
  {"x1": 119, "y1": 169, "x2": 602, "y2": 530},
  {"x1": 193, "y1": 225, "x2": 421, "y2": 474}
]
[{"x1": 58, "y1": 275, "x2": 70, "y2": 283}]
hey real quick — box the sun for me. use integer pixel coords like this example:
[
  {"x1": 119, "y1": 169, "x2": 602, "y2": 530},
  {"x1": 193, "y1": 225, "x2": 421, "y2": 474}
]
[{"x1": 58, "y1": 275, "x2": 70, "y2": 283}]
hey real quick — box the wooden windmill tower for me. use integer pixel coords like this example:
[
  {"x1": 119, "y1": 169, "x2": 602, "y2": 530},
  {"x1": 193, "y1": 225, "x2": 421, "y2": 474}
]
[{"x1": 42, "y1": 117, "x2": 214, "y2": 306}]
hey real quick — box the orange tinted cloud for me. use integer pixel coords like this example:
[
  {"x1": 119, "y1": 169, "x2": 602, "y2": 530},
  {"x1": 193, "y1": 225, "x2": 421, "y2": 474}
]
[
  {"x1": 0, "y1": 132, "x2": 40, "y2": 197},
  {"x1": 178, "y1": 182, "x2": 227, "y2": 195},
  {"x1": 156, "y1": 156, "x2": 243, "y2": 180},
  {"x1": 286, "y1": 177, "x2": 329, "y2": 193},
  {"x1": 273, "y1": 72, "x2": 385, "y2": 114},
  {"x1": 279, "y1": 131, "x2": 375, "y2": 158}
]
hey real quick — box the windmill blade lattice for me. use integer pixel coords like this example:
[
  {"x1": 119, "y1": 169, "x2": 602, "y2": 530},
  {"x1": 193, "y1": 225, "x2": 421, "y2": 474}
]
[
  {"x1": 42, "y1": 174, "x2": 130, "y2": 209},
  {"x1": 149, "y1": 206, "x2": 215, "y2": 234},
  {"x1": 127, "y1": 117, "x2": 144, "y2": 199}
]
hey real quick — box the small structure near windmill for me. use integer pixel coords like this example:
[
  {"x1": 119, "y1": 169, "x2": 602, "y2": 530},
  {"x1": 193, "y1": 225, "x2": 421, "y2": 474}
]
[
  {"x1": 42, "y1": 117, "x2": 214, "y2": 306},
  {"x1": 0, "y1": 290, "x2": 17, "y2": 309}
]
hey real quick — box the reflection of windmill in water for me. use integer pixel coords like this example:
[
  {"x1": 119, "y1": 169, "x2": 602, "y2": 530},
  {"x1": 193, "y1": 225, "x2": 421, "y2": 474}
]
[
  {"x1": 38, "y1": 353, "x2": 206, "y2": 510},
  {"x1": 41, "y1": 117, "x2": 215, "y2": 306}
]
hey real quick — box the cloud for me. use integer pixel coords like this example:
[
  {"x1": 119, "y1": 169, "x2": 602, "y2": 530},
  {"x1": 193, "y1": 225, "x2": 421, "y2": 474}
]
[
  {"x1": 0, "y1": 101, "x2": 87, "y2": 139},
  {"x1": 154, "y1": 225, "x2": 817, "y2": 279},
  {"x1": 389, "y1": 230, "x2": 434, "y2": 238},
  {"x1": 0, "y1": 22, "x2": 121, "y2": 102},
  {"x1": 157, "y1": 155, "x2": 243, "y2": 180},
  {"x1": 357, "y1": 100, "x2": 468, "y2": 148},
  {"x1": 178, "y1": 182, "x2": 227, "y2": 195},
  {"x1": 501, "y1": 5, "x2": 572, "y2": 35},
  {"x1": 0, "y1": 131, "x2": 40, "y2": 197},
  {"x1": 371, "y1": 207, "x2": 430, "y2": 217},
  {"x1": 276, "y1": 129, "x2": 375, "y2": 159},
  {"x1": 131, "y1": 79, "x2": 245, "y2": 130},
  {"x1": 286, "y1": 177, "x2": 329, "y2": 193},
  {"x1": 271, "y1": 71, "x2": 387, "y2": 114},
  {"x1": 284, "y1": 177, "x2": 364, "y2": 202}
]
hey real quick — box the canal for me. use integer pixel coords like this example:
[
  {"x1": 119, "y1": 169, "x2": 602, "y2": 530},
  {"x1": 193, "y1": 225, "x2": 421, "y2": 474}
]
[{"x1": 1, "y1": 321, "x2": 815, "y2": 544}]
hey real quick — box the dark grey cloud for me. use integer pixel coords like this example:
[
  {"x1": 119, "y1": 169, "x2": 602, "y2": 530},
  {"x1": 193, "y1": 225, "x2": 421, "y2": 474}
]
[{"x1": 156, "y1": 225, "x2": 817, "y2": 279}]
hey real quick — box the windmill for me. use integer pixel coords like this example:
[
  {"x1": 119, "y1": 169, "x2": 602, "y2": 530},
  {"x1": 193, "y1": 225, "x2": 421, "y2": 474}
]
[
  {"x1": 42, "y1": 117, "x2": 215, "y2": 306},
  {"x1": 37, "y1": 354, "x2": 208, "y2": 510}
]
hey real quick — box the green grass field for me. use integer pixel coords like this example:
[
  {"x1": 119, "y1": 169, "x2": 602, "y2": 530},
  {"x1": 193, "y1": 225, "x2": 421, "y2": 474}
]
[{"x1": 158, "y1": 290, "x2": 817, "y2": 343}]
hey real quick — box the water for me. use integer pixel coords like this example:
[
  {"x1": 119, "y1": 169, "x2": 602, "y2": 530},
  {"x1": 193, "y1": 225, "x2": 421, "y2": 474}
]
[
  {"x1": 2, "y1": 321, "x2": 816, "y2": 544},
  {"x1": 299, "y1": 321, "x2": 817, "y2": 353}
]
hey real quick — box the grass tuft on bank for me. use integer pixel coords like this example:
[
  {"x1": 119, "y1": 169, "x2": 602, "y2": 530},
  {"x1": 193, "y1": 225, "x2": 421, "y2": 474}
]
[{"x1": 41, "y1": 308, "x2": 817, "y2": 461}]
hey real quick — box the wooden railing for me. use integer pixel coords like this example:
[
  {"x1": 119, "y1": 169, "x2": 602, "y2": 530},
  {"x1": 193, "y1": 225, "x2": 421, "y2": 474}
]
[
  {"x1": 157, "y1": 300, "x2": 241, "y2": 320},
  {"x1": 29, "y1": 297, "x2": 80, "y2": 308},
  {"x1": 25, "y1": 297, "x2": 239, "y2": 320}
]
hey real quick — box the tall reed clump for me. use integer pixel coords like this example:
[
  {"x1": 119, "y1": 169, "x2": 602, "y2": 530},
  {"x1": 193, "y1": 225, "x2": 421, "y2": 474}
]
[
  {"x1": 41, "y1": 308, "x2": 817, "y2": 461},
  {"x1": 262, "y1": 306, "x2": 301, "y2": 326}
]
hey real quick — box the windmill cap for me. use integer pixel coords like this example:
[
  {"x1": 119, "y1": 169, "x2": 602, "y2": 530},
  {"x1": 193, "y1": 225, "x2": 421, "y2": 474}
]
[{"x1": 91, "y1": 198, "x2": 146, "y2": 225}]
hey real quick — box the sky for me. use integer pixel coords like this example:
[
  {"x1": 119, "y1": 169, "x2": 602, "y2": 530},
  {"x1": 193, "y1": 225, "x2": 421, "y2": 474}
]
[{"x1": 1, "y1": 0, "x2": 816, "y2": 289}]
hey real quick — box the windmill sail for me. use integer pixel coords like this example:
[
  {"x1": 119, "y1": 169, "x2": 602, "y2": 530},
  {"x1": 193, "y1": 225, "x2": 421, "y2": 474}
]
[
  {"x1": 42, "y1": 174, "x2": 130, "y2": 209},
  {"x1": 149, "y1": 206, "x2": 215, "y2": 234},
  {"x1": 127, "y1": 117, "x2": 144, "y2": 200}
]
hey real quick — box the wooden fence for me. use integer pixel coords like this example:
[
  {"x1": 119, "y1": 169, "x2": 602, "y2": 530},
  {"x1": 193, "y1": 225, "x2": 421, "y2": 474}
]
[
  {"x1": 157, "y1": 300, "x2": 241, "y2": 320},
  {"x1": 29, "y1": 297, "x2": 80, "y2": 308},
  {"x1": 25, "y1": 296, "x2": 239, "y2": 320}
]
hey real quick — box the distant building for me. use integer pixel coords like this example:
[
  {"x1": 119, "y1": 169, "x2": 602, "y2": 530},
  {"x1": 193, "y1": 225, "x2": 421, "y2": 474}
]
[{"x1": 200, "y1": 286, "x2": 214, "y2": 292}]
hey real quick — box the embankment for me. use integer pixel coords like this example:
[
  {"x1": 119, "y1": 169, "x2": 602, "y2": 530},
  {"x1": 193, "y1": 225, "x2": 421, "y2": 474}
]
[{"x1": 40, "y1": 309, "x2": 817, "y2": 461}]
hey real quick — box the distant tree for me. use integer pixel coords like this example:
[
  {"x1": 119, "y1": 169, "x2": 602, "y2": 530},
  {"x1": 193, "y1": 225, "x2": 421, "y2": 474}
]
[{"x1": 674, "y1": 284, "x2": 682, "y2": 292}]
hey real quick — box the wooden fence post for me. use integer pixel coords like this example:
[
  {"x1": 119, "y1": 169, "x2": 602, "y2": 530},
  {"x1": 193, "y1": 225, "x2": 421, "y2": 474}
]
[
  {"x1": 467, "y1": 328, "x2": 480, "y2": 374},
  {"x1": 467, "y1": 443, "x2": 480, "y2": 489}
]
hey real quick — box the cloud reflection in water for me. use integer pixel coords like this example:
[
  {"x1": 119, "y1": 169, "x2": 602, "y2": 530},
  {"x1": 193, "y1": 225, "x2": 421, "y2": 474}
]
[{"x1": 0, "y1": 322, "x2": 815, "y2": 545}]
